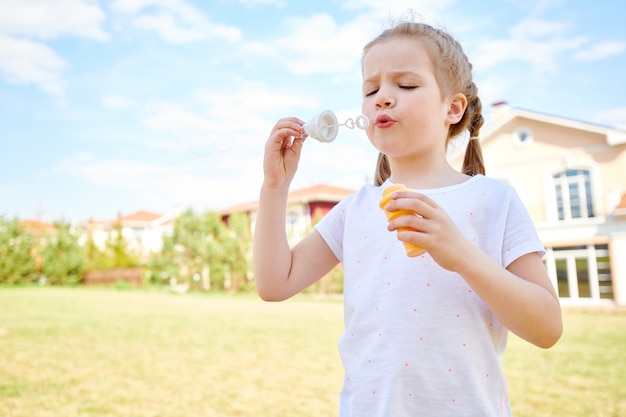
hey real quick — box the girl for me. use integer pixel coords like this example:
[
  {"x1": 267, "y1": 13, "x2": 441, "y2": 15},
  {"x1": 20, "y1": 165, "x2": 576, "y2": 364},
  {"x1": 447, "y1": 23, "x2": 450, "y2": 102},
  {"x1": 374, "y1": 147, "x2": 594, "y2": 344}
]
[{"x1": 254, "y1": 20, "x2": 563, "y2": 417}]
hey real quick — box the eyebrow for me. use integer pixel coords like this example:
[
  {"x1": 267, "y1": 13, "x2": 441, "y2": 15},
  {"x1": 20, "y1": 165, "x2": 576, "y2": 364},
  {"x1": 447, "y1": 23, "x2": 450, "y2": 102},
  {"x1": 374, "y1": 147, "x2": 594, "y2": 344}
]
[{"x1": 363, "y1": 70, "x2": 424, "y2": 85}]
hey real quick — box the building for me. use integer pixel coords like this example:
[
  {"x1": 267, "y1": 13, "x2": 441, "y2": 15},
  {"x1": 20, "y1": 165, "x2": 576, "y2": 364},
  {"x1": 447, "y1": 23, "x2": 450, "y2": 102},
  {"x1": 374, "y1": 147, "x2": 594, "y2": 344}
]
[
  {"x1": 450, "y1": 103, "x2": 626, "y2": 306},
  {"x1": 84, "y1": 210, "x2": 175, "y2": 260},
  {"x1": 20, "y1": 219, "x2": 57, "y2": 238},
  {"x1": 221, "y1": 184, "x2": 355, "y2": 246}
]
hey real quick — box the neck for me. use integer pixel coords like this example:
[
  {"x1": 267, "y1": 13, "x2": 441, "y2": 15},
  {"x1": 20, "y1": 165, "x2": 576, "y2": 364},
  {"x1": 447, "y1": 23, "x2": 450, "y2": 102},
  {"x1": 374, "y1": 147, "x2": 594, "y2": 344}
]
[{"x1": 387, "y1": 155, "x2": 468, "y2": 189}]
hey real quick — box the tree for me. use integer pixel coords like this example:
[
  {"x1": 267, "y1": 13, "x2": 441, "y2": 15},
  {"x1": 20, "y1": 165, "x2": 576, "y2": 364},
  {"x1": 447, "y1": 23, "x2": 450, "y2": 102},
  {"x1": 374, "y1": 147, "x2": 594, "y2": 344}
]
[
  {"x1": 147, "y1": 209, "x2": 253, "y2": 292},
  {"x1": 82, "y1": 227, "x2": 110, "y2": 271},
  {"x1": 148, "y1": 209, "x2": 212, "y2": 289},
  {"x1": 223, "y1": 212, "x2": 252, "y2": 292},
  {"x1": 0, "y1": 217, "x2": 37, "y2": 284},
  {"x1": 105, "y1": 219, "x2": 140, "y2": 268},
  {"x1": 40, "y1": 221, "x2": 85, "y2": 285}
]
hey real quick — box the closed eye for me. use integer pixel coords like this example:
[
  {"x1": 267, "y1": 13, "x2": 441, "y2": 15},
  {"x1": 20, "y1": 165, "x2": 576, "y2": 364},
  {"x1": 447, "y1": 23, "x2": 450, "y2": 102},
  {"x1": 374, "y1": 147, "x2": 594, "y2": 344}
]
[
  {"x1": 399, "y1": 85, "x2": 417, "y2": 90},
  {"x1": 364, "y1": 89, "x2": 379, "y2": 97}
]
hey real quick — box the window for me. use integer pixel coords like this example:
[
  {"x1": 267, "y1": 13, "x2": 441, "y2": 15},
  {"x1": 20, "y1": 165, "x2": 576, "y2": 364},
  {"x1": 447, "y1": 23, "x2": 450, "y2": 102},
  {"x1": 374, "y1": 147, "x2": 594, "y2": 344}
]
[
  {"x1": 512, "y1": 126, "x2": 533, "y2": 148},
  {"x1": 546, "y1": 244, "x2": 612, "y2": 302},
  {"x1": 286, "y1": 212, "x2": 299, "y2": 241},
  {"x1": 553, "y1": 169, "x2": 594, "y2": 221}
]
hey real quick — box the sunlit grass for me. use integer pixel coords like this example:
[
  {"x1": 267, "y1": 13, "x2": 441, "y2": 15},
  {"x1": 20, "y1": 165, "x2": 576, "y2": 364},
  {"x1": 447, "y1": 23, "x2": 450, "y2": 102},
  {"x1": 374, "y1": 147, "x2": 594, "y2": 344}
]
[
  {"x1": 505, "y1": 307, "x2": 626, "y2": 416},
  {"x1": 0, "y1": 287, "x2": 624, "y2": 416}
]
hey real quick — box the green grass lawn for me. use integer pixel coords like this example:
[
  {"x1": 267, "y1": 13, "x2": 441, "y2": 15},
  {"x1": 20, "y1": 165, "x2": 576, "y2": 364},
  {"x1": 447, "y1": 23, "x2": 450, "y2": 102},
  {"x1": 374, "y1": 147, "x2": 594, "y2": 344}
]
[{"x1": 0, "y1": 287, "x2": 624, "y2": 417}]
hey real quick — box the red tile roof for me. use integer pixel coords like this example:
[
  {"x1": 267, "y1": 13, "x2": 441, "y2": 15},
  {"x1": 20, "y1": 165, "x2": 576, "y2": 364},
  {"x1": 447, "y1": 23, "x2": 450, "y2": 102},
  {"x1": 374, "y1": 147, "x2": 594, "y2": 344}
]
[
  {"x1": 119, "y1": 210, "x2": 163, "y2": 222},
  {"x1": 20, "y1": 219, "x2": 57, "y2": 234},
  {"x1": 287, "y1": 184, "x2": 355, "y2": 200},
  {"x1": 222, "y1": 183, "x2": 356, "y2": 214}
]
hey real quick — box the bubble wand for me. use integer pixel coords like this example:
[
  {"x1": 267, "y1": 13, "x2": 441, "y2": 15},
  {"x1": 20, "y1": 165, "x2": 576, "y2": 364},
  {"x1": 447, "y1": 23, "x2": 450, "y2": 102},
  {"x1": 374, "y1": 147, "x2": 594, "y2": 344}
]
[{"x1": 303, "y1": 110, "x2": 370, "y2": 143}]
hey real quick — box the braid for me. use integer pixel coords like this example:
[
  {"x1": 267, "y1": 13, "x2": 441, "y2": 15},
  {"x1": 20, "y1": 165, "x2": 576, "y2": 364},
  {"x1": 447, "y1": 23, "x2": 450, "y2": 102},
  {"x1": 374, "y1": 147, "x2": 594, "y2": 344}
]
[{"x1": 461, "y1": 85, "x2": 485, "y2": 176}]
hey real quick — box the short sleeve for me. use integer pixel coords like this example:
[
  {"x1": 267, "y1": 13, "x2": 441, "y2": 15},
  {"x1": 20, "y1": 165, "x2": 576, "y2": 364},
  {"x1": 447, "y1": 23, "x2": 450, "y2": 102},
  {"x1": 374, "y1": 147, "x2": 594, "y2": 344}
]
[
  {"x1": 502, "y1": 188, "x2": 545, "y2": 268},
  {"x1": 314, "y1": 195, "x2": 352, "y2": 262}
]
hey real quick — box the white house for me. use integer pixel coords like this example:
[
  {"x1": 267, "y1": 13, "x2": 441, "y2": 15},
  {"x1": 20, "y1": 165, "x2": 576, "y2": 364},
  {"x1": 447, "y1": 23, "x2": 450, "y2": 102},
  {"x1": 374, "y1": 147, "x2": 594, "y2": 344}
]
[
  {"x1": 451, "y1": 103, "x2": 626, "y2": 306},
  {"x1": 84, "y1": 210, "x2": 175, "y2": 260}
]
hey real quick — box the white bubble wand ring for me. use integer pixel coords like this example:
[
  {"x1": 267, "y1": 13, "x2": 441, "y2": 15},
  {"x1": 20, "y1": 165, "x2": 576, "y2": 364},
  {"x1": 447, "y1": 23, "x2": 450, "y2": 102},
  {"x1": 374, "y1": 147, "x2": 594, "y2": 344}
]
[{"x1": 302, "y1": 110, "x2": 370, "y2": 143}]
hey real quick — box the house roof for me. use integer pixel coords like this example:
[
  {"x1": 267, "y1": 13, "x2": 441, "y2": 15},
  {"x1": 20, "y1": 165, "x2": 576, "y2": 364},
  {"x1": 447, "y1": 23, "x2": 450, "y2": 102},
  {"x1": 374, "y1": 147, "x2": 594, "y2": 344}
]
[
  {"x1": 119, "y1": 210, "x2": 163, "y2": 222},
  {"x1": 117, "y1": 210, "x2": 175, "y2": 227},
  {"x1": 20, "y1": 219, "x2": 57, "y2": 235},
  {"x1": 221, "y1": 183, "x2": 356, "y2": 215},
  {"x1": 482, "y1": 103, "x2": 626, "y2": 145},
  {"x1": 82, "y1": 210, "x2": 174, "y2": 229},
  {"x1": 287, "y1": 183, "x2": 356, "y2": 201}
]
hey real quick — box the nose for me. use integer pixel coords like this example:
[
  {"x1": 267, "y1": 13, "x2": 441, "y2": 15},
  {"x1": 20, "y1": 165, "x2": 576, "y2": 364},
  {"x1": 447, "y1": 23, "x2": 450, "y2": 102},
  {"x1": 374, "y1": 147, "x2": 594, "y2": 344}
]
[{"x1": 375, "y1": 89, "x2": 395, "y2": 109}]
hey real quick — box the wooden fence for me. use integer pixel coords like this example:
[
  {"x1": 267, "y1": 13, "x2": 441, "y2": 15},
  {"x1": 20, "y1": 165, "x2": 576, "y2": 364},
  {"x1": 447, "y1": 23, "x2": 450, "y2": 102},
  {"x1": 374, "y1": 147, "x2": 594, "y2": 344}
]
[{"x1": 82, "y1": 268, "x2": 143, "y2": 286}]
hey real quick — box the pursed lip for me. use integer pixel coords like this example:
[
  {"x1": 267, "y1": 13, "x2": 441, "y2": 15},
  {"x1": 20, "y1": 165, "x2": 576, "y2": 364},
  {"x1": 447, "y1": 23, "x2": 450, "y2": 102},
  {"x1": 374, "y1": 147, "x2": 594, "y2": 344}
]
[{"x1": 375, "y1": 114, "x2": 396, "y2": 128}]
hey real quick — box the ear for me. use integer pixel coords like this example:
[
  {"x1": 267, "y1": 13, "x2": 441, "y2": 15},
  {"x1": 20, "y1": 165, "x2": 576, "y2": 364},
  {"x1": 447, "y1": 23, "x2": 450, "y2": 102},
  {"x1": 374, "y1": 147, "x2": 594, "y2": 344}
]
[{"x1": 446, "y1": 93, "x2": 468, "y2": 125}]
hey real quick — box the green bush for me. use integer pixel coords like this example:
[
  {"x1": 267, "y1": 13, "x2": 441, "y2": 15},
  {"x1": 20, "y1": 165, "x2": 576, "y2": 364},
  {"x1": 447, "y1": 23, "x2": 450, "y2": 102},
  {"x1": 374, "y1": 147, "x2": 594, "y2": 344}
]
[
  {"x1": 40, "y1": 221, "x2": 85, "y2": 285},
  {"x1": 0, "y1": 217, "x2": 37, "y2": 284}
]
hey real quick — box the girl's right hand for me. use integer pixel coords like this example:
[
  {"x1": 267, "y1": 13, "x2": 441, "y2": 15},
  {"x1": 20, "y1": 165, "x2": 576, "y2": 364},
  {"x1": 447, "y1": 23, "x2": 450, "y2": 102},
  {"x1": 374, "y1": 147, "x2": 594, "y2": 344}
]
[{"x1": 262, "y1": 117, "x2": 307, "y2": 188}]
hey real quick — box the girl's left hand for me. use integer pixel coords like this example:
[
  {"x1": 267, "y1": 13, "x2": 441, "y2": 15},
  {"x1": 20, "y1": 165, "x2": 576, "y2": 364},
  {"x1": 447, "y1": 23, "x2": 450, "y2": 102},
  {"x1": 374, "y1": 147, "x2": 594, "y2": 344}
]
[{"x1": 384, "y1": 191, "x2": 473, "y2": 272}]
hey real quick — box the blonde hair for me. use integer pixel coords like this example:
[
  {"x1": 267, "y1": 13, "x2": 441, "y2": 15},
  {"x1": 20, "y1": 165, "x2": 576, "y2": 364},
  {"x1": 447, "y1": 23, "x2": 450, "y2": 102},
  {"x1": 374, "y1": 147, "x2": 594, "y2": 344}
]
[{"x1": 364, "y1": 20, "x2": 485, "y2": 186}]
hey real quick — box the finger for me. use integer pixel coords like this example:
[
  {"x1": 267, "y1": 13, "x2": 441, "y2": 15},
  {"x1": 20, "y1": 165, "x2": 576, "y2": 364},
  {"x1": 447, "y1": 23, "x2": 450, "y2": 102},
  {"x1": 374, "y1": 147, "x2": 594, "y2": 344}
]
[
  {"x1": 292, "y1": 135, "x2": 307, "y2": 147},
  {"x1": 268, "y1": 125, "x2": 306, "y2": 151},
  {"x1": 387, "y1": 212, "x2": 426, "y2": 233},
  {"x1": 387, "y1": 194, "x2": 438, "y2": 219},
  {"x1": 391, "y1": 191, "x2": 439, "y2": 208},
  {"x1": 270, "y1": 117, "x2": 304, "y2": 136}
]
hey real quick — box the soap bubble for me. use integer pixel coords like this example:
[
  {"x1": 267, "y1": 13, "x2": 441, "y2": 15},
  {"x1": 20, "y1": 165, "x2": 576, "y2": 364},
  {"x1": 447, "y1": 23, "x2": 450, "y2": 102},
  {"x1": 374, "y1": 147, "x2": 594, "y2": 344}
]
[
  {"x1": 187, "y1": 132, "x2": 211, "y2": 157},
  {"x1": 146, "y1": 98, "x2": 174, "y2": 119},
  {"x1": 226, "y1": 100, "x2": 246, "y2": 124},
  {"x1": 216, "y1": 132, "x2": 234, "y2": 154},
  {"x1": 188, "y1": 131, "x2": 233, "y2": 157}
]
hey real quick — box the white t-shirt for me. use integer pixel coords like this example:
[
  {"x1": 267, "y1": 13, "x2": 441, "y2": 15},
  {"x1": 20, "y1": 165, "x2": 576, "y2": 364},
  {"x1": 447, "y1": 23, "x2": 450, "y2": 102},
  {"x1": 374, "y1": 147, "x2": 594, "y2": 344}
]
[{"x1": 315, "y1": 175, "x2": 544, "y2": 417}]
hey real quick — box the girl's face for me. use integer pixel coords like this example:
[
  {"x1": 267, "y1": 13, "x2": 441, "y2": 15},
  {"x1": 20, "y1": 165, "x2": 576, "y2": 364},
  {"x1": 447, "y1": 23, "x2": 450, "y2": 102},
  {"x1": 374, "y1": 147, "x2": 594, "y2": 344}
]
[{"x1": 362, "y1": 36, "x2": 462, "y2": 162}]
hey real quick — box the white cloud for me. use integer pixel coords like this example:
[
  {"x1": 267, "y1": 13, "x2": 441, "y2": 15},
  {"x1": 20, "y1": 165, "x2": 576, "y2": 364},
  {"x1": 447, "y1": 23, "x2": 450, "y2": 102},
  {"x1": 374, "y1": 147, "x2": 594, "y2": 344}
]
[
  {"x1": 245, "y1": 2, "x2": 450, "y2": 78},
  {"x1": 474, "y1": 18, "x2": 587, "y2": 74},
  {"x1": 195, "y1": 82, "x2": 320, "y2": 116},
  {"x1": 0, "y1": 0, "x2": 108, "y2": 40},
  {"x1": 52, "y1": 154, "x2": 176, "y2": 189},
  {"x1": 139, "y1": 83, "x2": 320, "y2": 155},
  {"x1": 142, "y1": 100, "x2": 216, "y2": 132},
  {"x1": 341, "y1": 0, "x2": 453, "y2": 16},
  {"x1": 50, "y1": 151, "x2": 264, "y2": 213},
  {"x1": 109, "y1": 0, "x2": 159, "y2": 14},
  {"x1": 266, "y1": 13, "x2": 372, "y2": 76},
  {"x1": 139, "y1": 94, "x2": 270, "y2": 157},
  {"x1": 572, "y1": 40, "x2": 626, "y2": 62},
  {"x1": 237, "y1": 0, "x2": 286, "y2": 7},
  {"x1": 508, "y1": 17, "x2": 569, "y2": 39},
  {"x1": 102, "y1": 94, "x2": 137, "y2": 109},
  {"x1": 0, "y1": 34, "x2": 66, "y2": 94},
  {"x1": 111, "y1": 0, "x2": 242, "y2": 43},
  {"x1": 0, "y1": 0, "x2": 109, "y2": 95}
]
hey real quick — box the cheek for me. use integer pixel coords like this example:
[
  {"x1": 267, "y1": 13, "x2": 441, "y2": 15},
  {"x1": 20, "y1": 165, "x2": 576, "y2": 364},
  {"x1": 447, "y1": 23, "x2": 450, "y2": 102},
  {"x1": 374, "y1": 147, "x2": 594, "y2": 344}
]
[
  {"x1": 363, "y1": 121, "x2": 376, "y2": 144},
  {"x1": 362, "y1": 100, "x2": 375, "y2": 122}
]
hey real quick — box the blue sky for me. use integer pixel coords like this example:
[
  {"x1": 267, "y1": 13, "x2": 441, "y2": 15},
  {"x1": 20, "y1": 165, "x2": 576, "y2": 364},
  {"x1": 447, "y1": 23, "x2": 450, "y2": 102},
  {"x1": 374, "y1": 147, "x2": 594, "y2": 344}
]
[{"x1": 1, "y1": 0, "x2": 625, "y2": 223}]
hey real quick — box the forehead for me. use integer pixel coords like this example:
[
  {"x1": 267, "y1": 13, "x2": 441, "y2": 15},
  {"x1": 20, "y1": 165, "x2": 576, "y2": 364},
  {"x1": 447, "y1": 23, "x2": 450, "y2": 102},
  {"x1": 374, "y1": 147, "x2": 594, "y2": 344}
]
[{"x1": 362, "y1": 36, "x2": 437, "y2": 79}]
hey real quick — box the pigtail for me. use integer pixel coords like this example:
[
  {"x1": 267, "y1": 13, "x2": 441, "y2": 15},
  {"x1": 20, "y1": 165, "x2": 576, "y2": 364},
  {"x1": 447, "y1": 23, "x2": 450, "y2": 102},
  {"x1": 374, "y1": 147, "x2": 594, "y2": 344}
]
[
  {"x1": 461, "y1": 84, "x2": 485, "y2": 176},
  {"x1": 374, "y1": 153, "x2": 391, "y2": 186}
]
